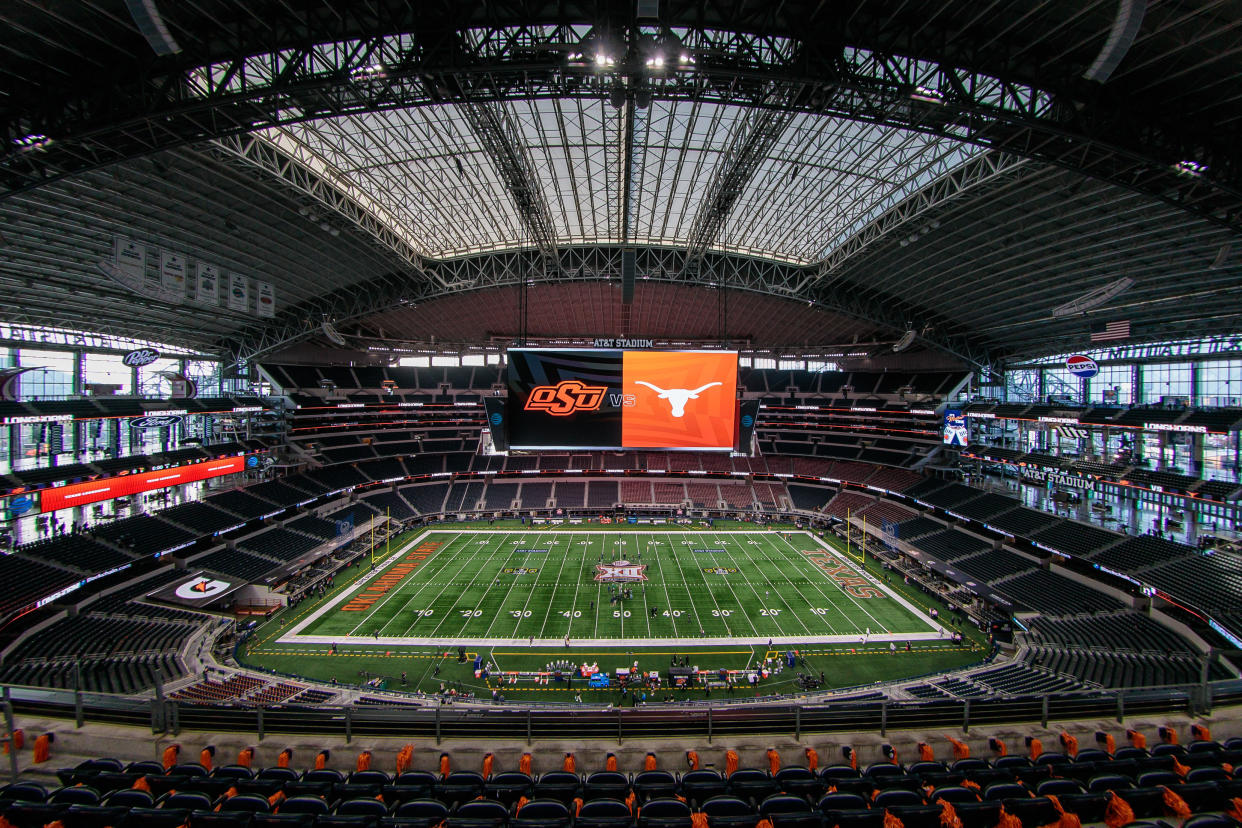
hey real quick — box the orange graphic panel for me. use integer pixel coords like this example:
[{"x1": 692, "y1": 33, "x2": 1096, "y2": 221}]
[{"x1": 622, "y1": 351, "x2": 737, "y2": 449}]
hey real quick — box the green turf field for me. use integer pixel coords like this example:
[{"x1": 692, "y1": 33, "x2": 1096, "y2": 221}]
[
  {"x1": 240, "y1": 525, "x2": 989, "y2": 701},
  {"x1": 281, "y1": 528, "x2": 939, "y2": 646}
]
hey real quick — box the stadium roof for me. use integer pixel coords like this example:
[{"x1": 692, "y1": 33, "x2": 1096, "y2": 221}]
[{"x1": 1, "y1": 1, "x2": 1240, "y2": 366}]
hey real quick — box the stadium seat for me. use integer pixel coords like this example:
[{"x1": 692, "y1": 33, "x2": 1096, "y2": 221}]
[
  {"x1": 1074, "y1": 749, "x2": 1112, "y2": 764},
  {"x1": 350, "y1": 771, "x2": 392, "y2": 787},
  {"x1": 221, "y1": 794, "x2": 273, "y2": 813},
  {"x1": 119, "y1": 807, "x2": 189, "y2": 828},
  {"x1": 885, "y1": 804, "x2": 943, "y2": 828},
  {"x1": 1183, "y1": 816, "x2": 1238, "y2": 828},
  {"x1": 50, "y1": 787, "x2": 101, "y2": 805},
  {"x1": 103, "y1": 789, "x2": 155, "y2": 809},
  {"x1": 950, "y1": 759, "x2": 989, "y2": 774},
  {"x1": 337, "y1": 799, "x2": 389, "y2": 818},
  {"x1": 392, "y1": 772, "x2": 439, "y2": 800},
  {"x1": 188, "y1": 812, "x2": 254, "y2": 828},
  {"x1": 727, "y1": 769, "x2": 777, "y2": 802},
  {"x1": 981, "y1": 783, "x2": 1028, "y2": 801},
  {"x1": 681, "y1": 770, "x2": 727, "y2": 803},
  {"x1": 258, "y1": 769, "x2": 300, "y2": 784},
  {"x1": 1087, "y1": 774, "x2": 1133, "y2": 793},
  {"x1": 1035, "y1": 779, "x2": 1083, "y2": 796},
  {"x1": 63, "y1": 804, "x2": 131, "y2": 828},
  {"x1": 1117, "y1": 787, "x2": 1170, "y2": 820},
  {"x1": 1186, "y1": 766, "x2": 1231, "y2": 784},
  {"x1": 584, "y1": 771, "x2": 631, "y2": 801},
  {"x1": 392, "y1": 799, "x2": 450, "y2": 828},
  {"x1": 816, "y1": 793, "x2": 869, "y2": 813},
  {"x1": 574, "y1": 798, "x2": 634, "y2": 828},
  {"x1": 774, "y1": 766, "x2": 820, "y2": 798},
  {"x1": 863, "y1": 764, "x2": 903, "y2": 778},
  {"x1": 438, "y1": 772, "x2": 485, "y2": 804},
  {"x1": 636, "y1": 797, "x2": 693, "y2": 828},
  {"x1": 906, "y1": 762, "x2": 946, "y2": 778},
  {"x1": 318, "y1": 816, "x2": 380, "y2": 828},
  {"x1": 0, "y1": 783, "x2": 48, "y2": 803},
  {"x1": 531, "y1": 772, "x2": 579, "y2": 804},
  {"x1": 484, "y1": 772, "x2": 534, "y2": 805},
  {"x1": 126, "y1": 762, "x2": 166, "y2": 776},
  {"x1": 929, "y1": 787, "x2": 977, "y2": 804},
  {"x1": 511, "y1": 799, "x2": 571, "y2": 828},
  {"x1": 173, "y1": 764, "x2": 212, "y2": 778},
  {"x1": 252, "y1": 816, "x2": 312, "y2": 828},
  {"x1": 163, "y1": 791, "x2": 216, "y2": 811},
  {"x1": 305, "y1": 770, "x2": 346, "y2": 785},
  {"x1": 998, "y1": 795, "x2": 1060, "y2": 827},
  {"x1": 633, "y1": 771, "x2": 678, "y2": 801},
  {"x1": 698, "y1": 796, "x2": 756, "y2": 828},
  {"x1": 872, "y1": 790, "x2": 922, "y2": 809},
  {"x1": 1, "y1": 803, "x2": 68, "y2": 828},
  {"x1": 758, "y1": 795, "x2": 813, "y2": 817},
  {"x1": 215, "y1": 766, "x2": 257, "y2": 781},
  {"x1": 280, "y1": 798, "x2": 331, "y2": 816}
]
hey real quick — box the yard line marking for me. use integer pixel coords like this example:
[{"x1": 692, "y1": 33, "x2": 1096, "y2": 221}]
[
  {"x1": 346, "y1": 531, "x2": 464, "y2": 637},
  {"x1": 719, "y1": 536, "x2": 813, "y2": 636},
  {"x1": 426, "y1": 532, "x2": 513, "y2": 638}
]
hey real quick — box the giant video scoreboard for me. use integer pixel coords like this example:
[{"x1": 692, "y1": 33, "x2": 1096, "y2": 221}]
[{"x1": 505, "y1": 349, "x2": 739, "y2": 451}]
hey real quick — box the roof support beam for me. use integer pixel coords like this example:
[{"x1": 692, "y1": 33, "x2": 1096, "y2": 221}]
[
  {"x1": 228, "y1": 245, "x2": 989, "y2": 367},
  {"x1": 685, "y1": 106, "x2": 796, "y2": 260},
  {"x1": 459, "y1": 100, "x2": 559, "y2": 264}
]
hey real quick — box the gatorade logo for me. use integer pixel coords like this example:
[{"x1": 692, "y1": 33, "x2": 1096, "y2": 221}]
[
  {"x1": 525, "y1": 380, "x2": 608, "y2": 416},
  {"x1": 174, "y1": 577, "x2": 232, "y2": 600}
]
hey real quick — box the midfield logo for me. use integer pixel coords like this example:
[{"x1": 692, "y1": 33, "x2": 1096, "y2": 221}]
[
  {"x1": 633, "y1": 381, "x2": 722, "y2": 417},
  {"x1": 525, "y1": 380, "x2": 608, "y2": 415},
  {"x1": 594, "y1": 560, "x2": 648, "y2": 582}
]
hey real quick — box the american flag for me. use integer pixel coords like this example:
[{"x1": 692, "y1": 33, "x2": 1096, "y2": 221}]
[{"x1": 1090, "y1": 320, "x2": 1130, "y2": 342}]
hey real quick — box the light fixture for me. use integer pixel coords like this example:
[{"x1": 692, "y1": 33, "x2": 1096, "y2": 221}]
[
  {"x1": 1050, "y1": 276, "x2": 1135, "y2": 317},
  {"x1": 350, "y1": 63, "x2": 387, "y2": 79},
  {"x1": 911, "y1": 86, "x2": 944, "y2": 104},
  {"x1": 1174, "y1": 159, "x2": 1208, "y2": 177}
]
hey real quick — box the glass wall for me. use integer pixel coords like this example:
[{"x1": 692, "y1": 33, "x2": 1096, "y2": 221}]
[
  {"x1": 1140, "y1": 362, "x2": 1193, "y2": 404},
  {"x1": 17, "y1": 349, "x2": 76, "y2": 399},
  {"x1": 82, "y1": 353, "x2": 133, "y2": 395}
]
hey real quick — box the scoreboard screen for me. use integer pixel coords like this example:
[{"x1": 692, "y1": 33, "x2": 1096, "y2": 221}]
[{"x1": 506, "y1": 349, "x2": 738, "y2": 450}]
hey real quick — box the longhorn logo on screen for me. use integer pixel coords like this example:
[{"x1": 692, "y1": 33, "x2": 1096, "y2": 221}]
[
  {"x1": 524, "y1": 380, "x2": 608, "y2": 415},
  {"x1": 633, "y1": 381, "x2": 722, "y2": 417}
]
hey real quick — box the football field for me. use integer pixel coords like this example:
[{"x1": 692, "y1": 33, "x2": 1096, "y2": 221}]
[{"x1": 281, "y1": 528, "x2": 943, "y2": 647}]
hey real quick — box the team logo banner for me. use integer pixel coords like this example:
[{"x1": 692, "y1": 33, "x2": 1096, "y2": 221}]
[
  {"x1": 594, "y1": 560, "x2": 648, "y2": 582},
  {"x1": 148, "y1": 571, "x2": 244, "y2": 607},
  {"x1": 507, "y1": 349, "x2": 737, "y2": 450}
]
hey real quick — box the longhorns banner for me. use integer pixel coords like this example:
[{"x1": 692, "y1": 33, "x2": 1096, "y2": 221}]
[{"x1": 506, "y1": 349, "x2": 737, "y2": 451}]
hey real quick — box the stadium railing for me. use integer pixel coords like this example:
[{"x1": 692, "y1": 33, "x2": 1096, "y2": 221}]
[{"x1": 4, "y1": 679, "x2": 1239, "y2": 741}]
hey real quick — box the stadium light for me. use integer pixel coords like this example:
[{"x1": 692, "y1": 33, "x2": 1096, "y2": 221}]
[
  {"x1": 911, "y1": 85, "x2": 944, "y2": 104},
  {"x1": 1174, "y1": 159, "x2": 1208, "y2": 177}
]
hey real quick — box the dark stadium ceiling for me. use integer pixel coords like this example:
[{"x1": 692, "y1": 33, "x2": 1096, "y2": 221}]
[{"x1": 1, "y1": 0, "x2": 1241, "y2": 367}]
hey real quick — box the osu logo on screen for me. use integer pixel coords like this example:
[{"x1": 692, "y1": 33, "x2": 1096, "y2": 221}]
[{"x1": 525, "y1": 380, "x2": 608, "y2": 416}]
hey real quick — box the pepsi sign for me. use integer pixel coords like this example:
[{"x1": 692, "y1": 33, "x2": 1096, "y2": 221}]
[
  {"x1": 122, "y1": 348, "x2": 161, "y2": 367},
  {"x1": 1065, "y1": 354, "x2": 1099, "y2": 379},
  {"x1": 129, "y1": 414, "x2": 182, "y2": 429}
]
